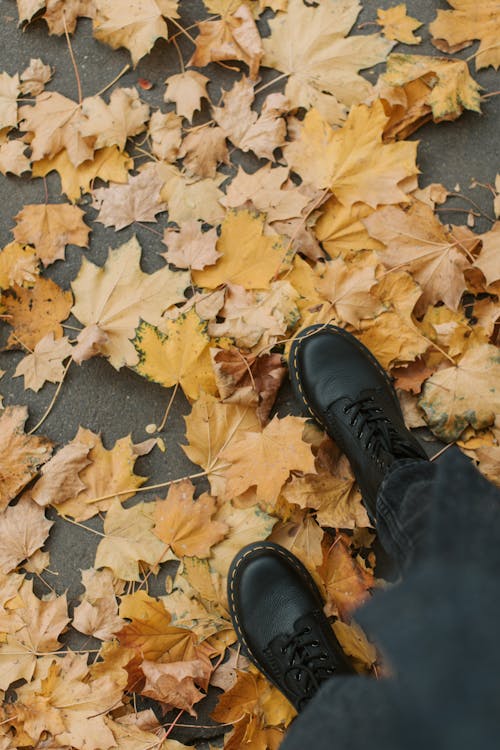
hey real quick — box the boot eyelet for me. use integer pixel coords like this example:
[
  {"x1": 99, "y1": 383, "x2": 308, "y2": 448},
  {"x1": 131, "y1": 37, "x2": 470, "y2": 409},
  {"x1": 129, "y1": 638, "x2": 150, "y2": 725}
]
[{"x1": 311, "y1": 640, "x2": 320, "y2": 647}]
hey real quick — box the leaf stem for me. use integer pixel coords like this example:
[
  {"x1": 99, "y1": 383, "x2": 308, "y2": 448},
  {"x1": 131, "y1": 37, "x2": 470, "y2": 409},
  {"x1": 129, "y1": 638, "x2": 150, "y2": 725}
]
[
  {"x1": 94, "y1": 64, "x2": 131, "y2": 99},
  {"x1": 62, "y1": 12, "x2": 83, "y2": 104},
  {"x1": 157, "y1": 382, "x2": 179, "y2": 432},
  {"x1": 28, "y1": 357, "x2": 73, "y2": 434},
  {"x1": 81, "y1": 469, "x2": 210, "y2": 505}
]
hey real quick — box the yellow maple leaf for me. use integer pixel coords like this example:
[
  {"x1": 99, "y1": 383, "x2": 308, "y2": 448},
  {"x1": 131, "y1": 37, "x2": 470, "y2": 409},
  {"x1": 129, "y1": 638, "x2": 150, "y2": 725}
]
[
  {"x1": 0, "y1": 241, "x2": 39, "y2": 289},
  {"x1": 71, "y1": 236, "x2": 189, "y2": 369},
  {"x1": 430, "y1": 0, "x2": 500, "y2": 70},
  {"x1": 270, "y1": 510, "x2": 324, "y2": 568},
  {"x1": 382, "y1": 53, "x2": 481, "y2": 122},
  {"x1": 93, "y1": 0, "x2": 179, "y2": 66},
  {"x1": 418, "y1": 343, "x2": 500, "y2": 441},
  {"x1": 333, "y1": 620, "x2": 378, "y2": 673},
  {"x1": 474, "y1": 222, "x2": 500, "y2": 286},
  {"x1": 133, "y1": 310, "x2": 215, "y2": 401},
  {"x1": 13, "y1": 203, "x2": 90, "y2": 266},
  {"x1": 32, "y1": 146, "x2": 133, "y2": 202},
  {"x1": 0, "y1": 405, "x2": 53, "y2": 511},
  {"x1": 314, "y1": 197, "x2": 383, "y2": 257},
  {"x1": 218, "y1": 414, "x2": 316, "y2": 504},
  {"x1": 318, "y1": 535, "x2": 374, "y2": 620},
  {"x1": 95, "y1": 500, "x2": 168, "y2": 581},
  {"x1": 192, "y1": 210, "x2": 286, "y2": 290},
  {"x1": 262, "y1": 0, "x2": 393, "y2": 123},
  {"x1": 2, "y1": 276, "x2": 72, "y2": 350},
  {"x1": 118, "y1": 590, "x2": 199, "y2": 662},
  {"x1": 285, "y1": 101, "x2": 419, "y2": 206},
  {"x1": 377, "y1": 4, "x2": 422, "y2": 44},
  {"x1": 56, "y1": 427, "x2": 153, "y2": 521},
  {"x1": 154, "y1": 480, "x2": 228, "y2": 557}
]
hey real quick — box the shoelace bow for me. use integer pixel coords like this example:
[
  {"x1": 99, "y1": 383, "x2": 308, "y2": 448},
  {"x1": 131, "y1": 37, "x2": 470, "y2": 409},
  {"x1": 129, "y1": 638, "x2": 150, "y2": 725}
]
[
  {"x1": 343, "y1": 395, "x2": 418, "y2": 462},
  {"x1": 280, "y1": 626, "x2": 335, "y2": 708}
]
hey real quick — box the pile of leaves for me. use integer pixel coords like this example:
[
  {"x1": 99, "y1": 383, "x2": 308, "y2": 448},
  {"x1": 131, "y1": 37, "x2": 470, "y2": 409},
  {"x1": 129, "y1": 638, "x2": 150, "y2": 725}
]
[{"x1": 0, "y1": 0, "x2": 499, "y2": 748}]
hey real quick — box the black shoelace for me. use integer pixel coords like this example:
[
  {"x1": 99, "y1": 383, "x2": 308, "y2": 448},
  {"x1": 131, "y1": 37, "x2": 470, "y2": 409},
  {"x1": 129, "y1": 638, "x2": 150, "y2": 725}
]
[
  {"x1": 280, "y1": 626, "x2": 335, "y2": 709},
  {"x1": 343, "y1": 395, "x2": 419, "y2": 463}
]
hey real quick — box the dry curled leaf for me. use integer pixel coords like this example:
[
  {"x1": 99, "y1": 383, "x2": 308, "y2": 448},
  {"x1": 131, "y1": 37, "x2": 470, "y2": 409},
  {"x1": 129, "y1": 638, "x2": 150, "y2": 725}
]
[{"x1": 20, "y1": 58, "x2": 52, "y2": 96}]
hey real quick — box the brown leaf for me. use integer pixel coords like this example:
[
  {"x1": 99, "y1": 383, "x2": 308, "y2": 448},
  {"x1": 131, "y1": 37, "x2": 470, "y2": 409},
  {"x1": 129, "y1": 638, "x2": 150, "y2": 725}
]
[
  {"x1": 14, "y1": 333, "x2": 73, "y2": 392},
  {"x1": 162, "y1": 221, "x2": 220, "y2": 270},
  {"x1": 2, "y1": 277, "x2": 72, "y2": 350},
  {"x1": 141, "y1": 658, "x2": 212, "y2": 716},
  {"x1": 0, "y1": 242, "x2": 39, "y2": 290},
  {"x1": 211, "y1": 348, "x2": 286, "y2": 425},
  {"x1": 20, "y1": 58, "x2": 53, "y2": 96},
  {"x1": 42, "y1": 0, "x2": 95, "y2": 34},
  {"x1": 392, "y1": 359, "x2": 434, "y2": 394},
  {"x1": 92, "y1": 170, "x2": 167, "y2": 230},
  {"x1": 189, "y1": 4, "x2": 262, "y2": 80},
  {"x1": 0, "y1": 496, "x2": 52, "y2": 574},
  {"x1": 30, "y1": 438, "x2": 92, "y2": 507},
  {"x1": 315, "y1": 253, "x2": 383, "y2": 328},
  {"x1": 80, "y1": 87, "x2": 150, "y2": 149},
  {"x1": 219, "y1": 414, "x2": 316, "y2": 504},
  {"x1": 73, "y1": 568, "x2": 125, "y2": 641},
  {"x1": 0, "y1": 406, "x2": 53, "y2": 512},
  {"x1": 163, "y1": 71, "x2": 210, "y2": 121},
  {"x1": 19, "y1": 91, "x2": 95, "y2": 167},
  {"x1": 154, "y1": 480, "x2": 228, "y2": 558},
  {"x1": 179, "y1": 126, "x2": 229, "y2": 179},
  {"x1": 474, "y1": 222, "x2": 500, "y2": 286},
  {"x1": 148, "y1": 110, "x2": 183, "y2": 162},
  {"x1": 318, "y1": 536, "x2": 373, "y2": 620},
  {"x1": 13, "y1": 203, "x2": 90, "y2": 266},
  {"x1": 213, "y1": 77, "x2": 287, "y2": 160}
]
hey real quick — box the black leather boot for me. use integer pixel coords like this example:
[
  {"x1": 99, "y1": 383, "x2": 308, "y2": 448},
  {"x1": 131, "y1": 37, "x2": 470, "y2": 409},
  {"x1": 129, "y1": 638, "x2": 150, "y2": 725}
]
[
  {"x1": 289, "y1": 324, "x2": 428, "y2": 520},
  {"x1": 227, "y1": 541, "x2": 353, "y2": 711}
]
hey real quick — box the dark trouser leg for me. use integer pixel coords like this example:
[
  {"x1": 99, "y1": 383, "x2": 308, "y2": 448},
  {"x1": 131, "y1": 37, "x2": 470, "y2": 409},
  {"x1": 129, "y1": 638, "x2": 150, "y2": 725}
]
[{"x1": 282, "y1": 450, "x2": 500, "y2": 750}]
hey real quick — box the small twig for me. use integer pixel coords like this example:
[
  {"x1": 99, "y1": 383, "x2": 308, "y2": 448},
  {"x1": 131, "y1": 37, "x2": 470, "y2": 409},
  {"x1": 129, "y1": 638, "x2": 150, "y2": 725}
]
[
  {"x1": 429, "y1": 442, "x2": 456, "y2": 462},
  {"x1": 81, "y1": 469, "x2": 211, "y2": 505},
  {"x1": 43, "y1": 176, "x2": 49, "y2": 204},
  {"x1": 466, "y1": 42, "x2": 500, "y2": 63},
  {"x1": 157, "y1": 382, "x2": 179, "y2": 432},
  {"x1": 62, "y1": 323, "x2": 83, "y2": 332},
  {"x1": 28, "y1": 357, "x2": 73, "y2": 434},
  {"x1": 255, "y1": 72, "x2": 290, "y2": 96},
  {"x1": 62, "y1": 12, "x2": 83, "y2": 104},
  {"x1": 11, "y1": 332, "x2": 34, "y2": 353},
  {"x1": 481, "y1": 90, "x2": 500, "y2": 100},
  {"x1": 169, "y1": 16, "x2": 196, "y2": 45},
  {"x1": 136, "y1": 222, "x2": 164, "y2": 236},
  {"x1": 94, "y1": 64, "x2": 131, "y2": 99},
  {"x1": 172, "y1": 35, "x2": 185, "y2": 74},
  {"x1": 61, "y1": 516, "x2": 106, "y2": 537},
  {"x1": 164, "y1": 709, "x2": 185, "y2": 740},
  {"x1": 447, "y1": 191, "x2": 495, "y2": 223}
]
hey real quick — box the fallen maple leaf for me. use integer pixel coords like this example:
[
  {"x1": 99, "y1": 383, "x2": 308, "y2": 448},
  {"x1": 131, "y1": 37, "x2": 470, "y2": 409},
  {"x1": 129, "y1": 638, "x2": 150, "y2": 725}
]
[
  {"x1": 192, "y1": 209, "x2": 286, "y2": 290},
  {"x1": 208, "y1": 281, "x2": 299, "y2": 350},
  {"x1": 333, "y1": 619, "x2": 377, "y2": 672},
  {"x1": 80, "y1": 87, "x2": 150, "y2": 150},
  {"x1": 377, "y1": 4, "x2": 422, "y2": 44},
  {"x1": 474, "y1": 222, "x2": 500, "y2": 286},
  {"x1": 13, "y1": 203, "x2": 90, "y2": 266},
  {"x1": 218, "y1": 414, "x2": 315, "y2": 504},
  {"x1": 2, "y1": 277, "x2": 72, "y2": 350},
  {"x1": 154, "y1": 480, "x2": 228, "y2": 557},
  {"x1": 270, "y1": 509, "x2": 325, "y2": 567},
  {"x1": 315, "y1": 253, "x2": 383, "y2": 327},
  {"x1": 314, "y1": 197, "x2": 382, "y2": 257},
  {"x1": 182, "y1": 393, "x2": 261, "y2": 497},
  {"x1": 210, "y1": 502, "x2": 276, "y2": 576},
  {"x1": 211, "y1": 348, "x2": 287, "y2": 424},
  {"x1": 213, "y1": 77, "x2": 288, "y2": 159},
  {"x1": 93, "y1": 0, "x2": 180, "y2": 66},
  {"x1": 364, "y1": 202, "x2": 475, "y2": 314},
  {"x1": 0, "y1": 140, "x2": 31, "y2": 176},
  {"x1": 38, "y1": 0, "x2": 96, "y2": 35},
  {"x1": 133, "y1": 311, "x2": 215, "y2": 401},
  {"x1": 162, "y1": 221, "x2": 220, "y2": 270},
  {"x1": 95, "y1": 500, "x2": 168, "y2": 581},
  {"x1": 141, "y1": 657, "x2": 211, "y2": 715},
  {"x1": 148, "y1": 110, "x2": 183, "y2": 162},
  {"x1": 0, "y1": 496, "x2": 52, "y2": 574},
  {"x1": 163, "y1": 71, "x2": 210, "y2": 121},
  {"x1": 19, "y1": 91, "x2": 94, "y2": 167},
  {"x1": 0, "y1": 242, "x2": 39, "y2": 289},
  {"x1": 0, "y1": 405, "x2": 53, "y2": 511},
  {"x1": 30, "y1": 437, "x2": 92, "y2": 507},
  {"x1": 189, "y1": 4, "x2": 262, "y2": 80},
  {"x1": 262, "y1": 0, "x2": 393, "y2": 123},
  {"x1": 222, "y1": 164, "x2": 311, "y2": 223},
  {"x1": 285, "y1": 101, "x2": 419, "y2": 207},
  {"x1": 430, "y1": 0, "x2": 500, "y2": 70},
  {"x1": 20, "y1": 57, "x2": 52, "y2": 96},
  {"x1": 73, "y1": 568, "x2": 125, "y2": 641},
  {"x1": 381, "y1": 53, "x2": 481, "y2": 122},
  {"x1": 0, "y1": 72, "x2": 20, "y2": 131},
  {"x1": 56, "y1": 428, "x2": 154, "y2": 521},
  {"x1": 179, "y1": 126, "x2": 229, "y2": 179},
  {"x1": 92, "y1": 170, "x2": 167, "y2": 230},
  {"x1": 318, "y1": 535, "x2": 373, "y2": 620},
  {"x1": 418, "y1": 343, "x2": 500, "y2": 441},
  {"x1": 155, "y1": 162, "x2": 225, "y2": 225},
  {"x1": 13, "y1": 332, "x2": 73, "y2": 392},
  {"x1": 71, "y1": 236, "x2": 189, "y2": 368},
  {"x1": 32, "y1": 145, "x2": 133, "y2": 202}
]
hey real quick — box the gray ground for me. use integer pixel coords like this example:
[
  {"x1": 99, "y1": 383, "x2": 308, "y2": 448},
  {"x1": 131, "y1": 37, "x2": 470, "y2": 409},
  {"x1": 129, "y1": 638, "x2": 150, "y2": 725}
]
[{"x1": 0, "y1": 0, "x2": 498, "y2": 744}]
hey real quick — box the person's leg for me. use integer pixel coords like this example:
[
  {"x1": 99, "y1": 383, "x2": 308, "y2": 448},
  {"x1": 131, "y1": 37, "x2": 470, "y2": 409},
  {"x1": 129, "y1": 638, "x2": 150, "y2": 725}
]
[{"x1": 283, "y1": 448, "x2": 500, "y2": 750}]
